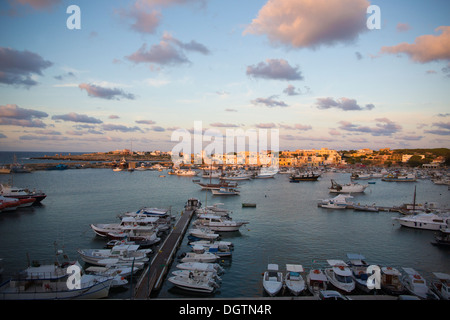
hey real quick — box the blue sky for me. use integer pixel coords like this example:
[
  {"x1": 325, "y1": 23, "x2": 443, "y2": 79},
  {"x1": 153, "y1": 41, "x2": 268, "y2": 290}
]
[{"x1": 0, "y1": 0, "x2": 449, "y2": 152}]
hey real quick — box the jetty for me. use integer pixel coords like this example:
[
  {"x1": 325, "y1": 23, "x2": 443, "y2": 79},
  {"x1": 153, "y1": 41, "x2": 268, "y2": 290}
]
[{"x1": 134, "y1": 199, "x2": 200, "y2": 299}]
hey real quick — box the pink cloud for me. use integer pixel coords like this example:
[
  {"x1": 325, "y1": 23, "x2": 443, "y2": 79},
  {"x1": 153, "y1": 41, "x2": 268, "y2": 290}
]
[
  {"x1": 380, "y1": 26, "x2": 450, "y2": 63},
  {"x1": 12, "y1": 0, "x2": 60, "y2": 10},
  {"x1": 243, "y1": 0, "x2": 370, "y2": 49}
]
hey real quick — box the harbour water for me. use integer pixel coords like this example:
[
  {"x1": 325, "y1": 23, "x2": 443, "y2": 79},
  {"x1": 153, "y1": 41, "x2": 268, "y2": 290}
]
[{"x1": 0, "y1": 153, "x2": 449, "y2": 299}]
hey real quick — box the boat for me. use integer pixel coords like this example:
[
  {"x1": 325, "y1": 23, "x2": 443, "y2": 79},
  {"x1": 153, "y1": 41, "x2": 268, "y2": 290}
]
[
  {"x1": 0, "y1": 166, "x2": 11, "y2": 174},
  {"x1": 176, "y1": 262, "x2": 224, "y2": 275},
  {"x1": 382, "y1": 173, "x2": 416, "y2": 182},
  {"x1": 393, "y1": 213, "x2": 450, "y2": 231},
  {"x1": 283, "y1": 264, "x2": 306, "y2": 296},
  {"x1": 0, "y1": 196, "x2": 21, "y2": 211},
  {"x1": 401, "y1": 267, "x2": 438, "y2": 299},
  {"x1": 346, "y1": 253, "x2": 372, "y2": 293},
  {"x1": 289, "y1": 171, "x2": 320, "y2": 182},
  {"x1": 0, "y1": 184, "x2": 47, "y2": 204},
  {"x1": 352, "y1": 203, "x2": 379, "y2": 212},
  {"x1": 90, "y1": 216, "x2": 163, "y2": 238},
  {"x1": 178, "y1": 252, "x2": 219, "y2": 263},
  {"x1": 194, "y1": 180, "x2": 238, "y2": 190},
  {"x1": 431, "y1": 228, "x2": 450, "y2": 248},
  {"x1": 0, "y1": 260, "x2": 113, "y2": 300},
  {"x1": 262, "y1": 264, "x2": 283, "y2": 296},
  {"x1": 189, "y1": 240, "x2": 234, "y2": 251},
  {"x1": 84, "y1": 266, "x2": 130, "y2": 288},
  {"x1": 219, "y1": 172, "x2": 253, "y2": 181},
  {"x1": 176, "y1": 169, "x2": 198, "y2": 176},
  {"x1": 188, "y1": 228, "x2": 220, "y2": 241},
  {"x1": 381, "y1": 266, "x2": 406, "y2": 295},
  {"x1": 185, "y1": 198, "x2": 202, "y2": 211},
  {"x1": 253, "y1": 171, "x2": 276, "y2": 179},
  {"x1": 211, "y1": 186, "x2": 240, "y2": 196},
  {"x1": 191, "y1": 243, "x2": 232, "y2": 257},
  {"x1": 194, "y1": 214, "x2": 249, "y2": 232},
  {"x1": 329, "y1": 180, "x2": 368, "y2": 193},
  {"x1": 167, "y1": 274, "x2": 220, "y2": 293},
  {"x1": 351, "y1": 172, "x2": 372, "y2": 180},
  {"x1": 77, "y1": 244, "x2": 150, "y2": 266},
  {"x1": 318, "y1": 194, "x2": 353, "y2": 209},
  {"x1": 112, "y1": 167, "x2": 123, "y2": 172},
  {"x1": 242, "y1": 203, "x2": 256, "y2": 208},
  {"x1": 430, "y1": 272, "x2": 450, "y2": 300},
  {"x1": 324, "y1": 260, "x2": 355, "y2": 293},
  {"x1": 306, "y1": 268, "x2": 328, "y2": 296}
]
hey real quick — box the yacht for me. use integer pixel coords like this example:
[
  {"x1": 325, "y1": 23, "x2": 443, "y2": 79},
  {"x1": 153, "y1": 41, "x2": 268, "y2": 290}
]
[
  {"x1": 194, "y1": 214, "x2": 249, "y2": 232},
  {"x1": 393, "y1": 213, "x2": 450, "y2": 231},
  {"x1": 0, "y1": 184, "x2": 47, "y2": 204},
  {"x1": 401, "y1": 267, "x2": 438, "y2": 299},
  {"x1": 329, "y1": 180, "x2": 368, "y2": 193},
  {"x1": 324, "y1": 260, "x2": 355, "y2": 293}
]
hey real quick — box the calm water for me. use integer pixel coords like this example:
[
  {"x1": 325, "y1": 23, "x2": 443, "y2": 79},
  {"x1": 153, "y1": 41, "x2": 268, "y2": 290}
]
[{"x1": 0, "y1": 161, "x2": 449, "y2": 299}]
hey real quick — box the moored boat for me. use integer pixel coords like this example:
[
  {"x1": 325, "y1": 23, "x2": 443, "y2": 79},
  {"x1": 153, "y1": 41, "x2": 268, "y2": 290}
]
[
  {"x1": 283, "y1": 264, "x2": 306, "y2": 296},
  {"x1": 0, "y1": 184, "x2": 46, "y2": 204},
  {"x1": 262, "y1": 264, "x2": 283, "y2": 297},
  {"x1": 306, "y1": 268, "x2": 328, "y2": 296},
  {"x1": 329, "y1": 180, "x2": 368, "y2": 193},
  {"x1": 380, "y1": 266, "x2": 406, "y2": 296},
  {"x1": 324, "y1": 260, "x2": 355, "y2": 293}
]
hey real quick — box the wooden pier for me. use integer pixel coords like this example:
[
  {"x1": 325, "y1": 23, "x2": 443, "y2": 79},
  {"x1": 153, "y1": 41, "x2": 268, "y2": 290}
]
[{"x1": 133, "y1": 200, "x2": 199, "y2": 299}]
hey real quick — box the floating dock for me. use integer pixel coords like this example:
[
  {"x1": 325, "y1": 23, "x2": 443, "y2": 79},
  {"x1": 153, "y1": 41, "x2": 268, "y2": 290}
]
[{"x1": 134, "y1": 200, "x2": 199, "y2": 299}]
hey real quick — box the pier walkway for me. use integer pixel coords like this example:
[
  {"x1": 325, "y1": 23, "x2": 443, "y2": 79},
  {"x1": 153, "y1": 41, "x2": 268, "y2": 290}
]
[{"x1": 134, "y1": 200, "x2": 199, "y2": 299}]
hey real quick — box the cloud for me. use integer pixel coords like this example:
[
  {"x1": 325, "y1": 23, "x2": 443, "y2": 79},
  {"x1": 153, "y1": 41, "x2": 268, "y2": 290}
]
[
  {"x1": 355, "y1": 51, "x2": 363, "y2": 60},
  {"x1": 255, "y1": 123, "x2": 276, "y2": 129},
  {"x1": 117, "y1": 2, "x2": 162, "y2": 34},
  {"x1": 54, "y1": 71, "x2": 75, "y2": 81},
  {"x1": 210, "y1": 122, "x2": 240, "y2": 128},
  {"x1": 280, "y1": 134, "x2": 334, "y2": 142},
  {"x1": 0, "y1": 104, "x2": 48, "y2": 127},
  {"x1": 109, "y1": 115, "x2": 120, "y2": 119},
  {"x1": 138, "y1": 0, "x2": 206, "y2": 7},
  {"x1": 338, "y1": 118, "x2": 402, "y2": 136},
  {"x1": 52, "y1": 112, "x2": 103, "y2": 124},
  {"x1": 0, "y1": 47, "x2": 52, "y2": 87},
  {"x1": 150, "y1": 125, "x2": 165, "y2": 132},
  {"x1": 246, "y1": 59, "x2": 303, "y2": 81},
  {"x1": 136, "y1": 119, "x2": 156, "y2": 125},
  {"x1": 396, "y1": 23, "x2": 411, "y2": 33},
  {"x1": 283, "y1": 84, "x2": 310, "y2": 96},
  {"x1": 19, "y1": 135, "x2": 70, "y2": 141},
  {"x1": 278, "y1": 123, "x2": 312, "y2": 131},
  {"x1": 126, "y1": 32, "x2": 209, "y2": 67},
  {"x1": 101, "y1": 123, "x2": 143, "y2": 132},
  {"x1": 8, "y1": 0, "x2": 61, "y2": 11},
  {"x1": 380, "y1": 26, "x2": 450, "y2": 63},
  {"x1": 244, "y1": 0, "x2": 370, "y2": 49},
  {"x1": 79, "y1": 83, "x2": 135, "y2": 100},
  {"x1": 424, "y1": 122, "x2": 450, "y2": 135},
  {"x1": 315, "y1": 97, "x2": 375, "y2": 111},
  {"x1": 251, "y1": 96, "x2": 288, "y2": 107}
]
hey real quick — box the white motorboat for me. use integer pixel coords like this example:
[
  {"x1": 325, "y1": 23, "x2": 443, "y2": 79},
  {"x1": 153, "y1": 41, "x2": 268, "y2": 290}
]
[
  {"x1": 84, "y1": 266, "x2": 129, "y2": 288},
  {"x1": 324, "y1": 260, "x2": 355, "y2": 293},
  {"x1": 284, "y1": 264, "x2": 306, "y2": 296},
  {"x1": 346, "y1": 253, "x2": 371, "y2": 293},
  {"x1": 168, "y1": 274, "x2": 220, "y2": 293},
  {"x1": 179, "y1": 252, "x2": 219, "y2": 263},
  {"x1": 176, "y1": 262, "x2": 224, "y2": 275},
  {"x1": 430, "y1": 272, "x2": 450, "y2": 300},
  {"x1": 380, "y1": 266, "x2": 406, "y2": 295},
  {"x1": 306, "y1": 268, "x2": 328, "y2": 296},
  {"x1": 77, "y1": 244, "x2": 150, "y2": 266},
  {"x1": 194, "y1": 214, "x2": 249, "y2": 232},
  {"x1": 176, "y1": 169, "x2": 198, "y2": 176},
  {"x1": 189, "y1": 240, "x2": 234, "y2": 251},
  {"x1": 90, "y1": 216, "x2": 161, "y2": 237},
  {"x1": 382, "y1": 173, "x2": 416, "y2": 182},
  {"x1": 211, "y1": 186, "x2": 240, "y2": 196},
  {"x1": 220, "y1": 172, "x2": 253, "y2": 181},
  {"x1": 318, "y1": 194, "x2": 353, "y2": 209},
  {"x1": 401, "y1": 267, "x2": 438, "y2": 299},
  {"x1": 172, "y1": 269, "x2": 222, "y2": 283},
  {"x1": 262, "y1": 264, "x2": 283, "y2": 297},
  {"x1": 393, "y1": 213, "x2": 450, "y2": 231},
  {"x1": 191, "y1": 243, "x2": 232, "y2": 257},
  {"x1": 188, "y1": 228, "x2": 220, "y2": 241},
  {"x1": 0, "y1": 261, "x2": 113, "y2": 300},
  {"x1": 329, "y1": 179, "x2": 368, "y2": 193}
]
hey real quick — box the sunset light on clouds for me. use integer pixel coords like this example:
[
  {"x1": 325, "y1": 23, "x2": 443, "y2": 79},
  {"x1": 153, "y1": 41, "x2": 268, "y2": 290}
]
[{"x1": 0, "y1": 0, "x2": 449, "y2": 152}]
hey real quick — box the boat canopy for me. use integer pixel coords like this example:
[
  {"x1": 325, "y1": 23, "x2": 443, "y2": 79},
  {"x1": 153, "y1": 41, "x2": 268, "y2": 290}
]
[
  {"x1": 309, "y1": 269, "x2": 328, "y2": 281},
  {"x1": 381, "y1": 267, "x2": 401, "y2": 276},
  {"x1": 267, "y1": 264, "x2": 279, "y2": 271},
  {"x1": 286, "y1": 264, "x2": 304, "y2": 273}
]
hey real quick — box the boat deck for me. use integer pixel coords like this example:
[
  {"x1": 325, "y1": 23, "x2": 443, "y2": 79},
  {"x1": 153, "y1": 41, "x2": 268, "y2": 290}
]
[{"x1": 134, "y1": 209, "x2": 195, "y2": 299}]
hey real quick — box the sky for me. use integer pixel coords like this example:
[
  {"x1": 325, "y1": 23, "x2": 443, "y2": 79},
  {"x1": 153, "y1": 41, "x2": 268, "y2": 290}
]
[{"x1": 0, "y1": 0, "x2": 449, "y2": 153}]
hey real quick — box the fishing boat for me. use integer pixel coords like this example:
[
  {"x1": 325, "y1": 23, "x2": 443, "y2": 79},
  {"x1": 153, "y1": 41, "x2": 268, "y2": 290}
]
[
  {"x1": 430, "y1": 272, "x2": 450, "y2": 300},
  {"x1": 167, "y1": 274, "x2": 220, "y2": 293},
  {"x1": 289, "y1": 171, "x2": 320, "y2": 182},
  {"x1": 401, "y1": 267, "x2": 438, "y2": 299},
  {"x1": 0, "y1": 184, "x2": 47, "y2": 204},
  {"x1": 77, "y1": 245, "x2": 150, "y2": 266},
  {"x1": 324, "y1": 260, "x2": 355, "y2": 293},
  {"x1": 194, "y1": 214, "x2": 249, "y2": 232},
  {"x1": 178, "y1": 252, "x2": 219, "y2": 263},
  {"x1": 0, "y1": 260, "x2": 113, "y2": 300},
  {"x1": 262, "y1": 264, "x2": 283, "y2": 297},
  {"x1": 393, "y1": 213, "x2": 450, "y2": 231},
  {"x1": 306, "y1": 268, "x2": 328, "y2": 296},
  {"x1": 211, "y1": 186, "x2": 240, "y2": 196},
  {"x1": 380, "y1": 266, "x2": 406, "y2": 296},
  {"x1": 329, "y1": 180, "x2": 368, "y2": 193},
  {"x1": 382, "y1": 173, "x2": 416, "y2": 182},
  {"x1": 284, "y1": 264, "x2": 306, "y2": 296}
]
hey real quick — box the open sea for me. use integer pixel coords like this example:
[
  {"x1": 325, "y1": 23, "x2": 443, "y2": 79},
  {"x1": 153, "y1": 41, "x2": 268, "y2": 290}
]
[{"x1": 0, "y1": 151, "x2": 449, "y2": 300}]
